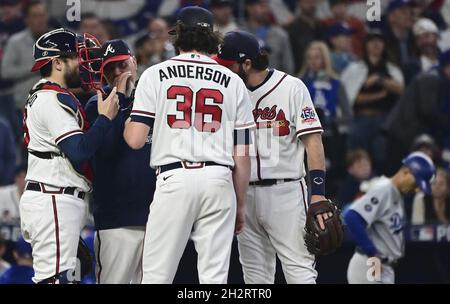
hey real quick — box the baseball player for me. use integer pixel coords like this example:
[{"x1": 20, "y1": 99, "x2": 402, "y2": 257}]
[
  {"x1": 213, "y1": 31, "x2": 335, "y2": 284},
  {"x1": 20, "y1": 28, "x2": 119, "y2": 283},
  {"x1": 344, "y1": 151, "x2": 436, "y2": 284},
  {"x1": 84, "y1": 39, "x2": 155, "y2": 284},
  {"x1": 123, "y1": 7, "x2": 255, "y2": 284}
]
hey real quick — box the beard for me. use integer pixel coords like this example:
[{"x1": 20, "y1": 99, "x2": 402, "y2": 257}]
[
  {"x1": 237, "y1": 63, "x2": 248, "y2": 84},
  {"x1": 64, "y1": 64, "x2": 81, "y2": 88}
]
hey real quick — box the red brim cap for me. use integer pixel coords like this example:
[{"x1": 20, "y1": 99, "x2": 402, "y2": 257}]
[
  {"x1": 101, "y1": 55, "x2": 131, "y2": 69},
  {"x1": 211, "y1": 54, "x2": 236, "y2": 67},
  {"x1": 31, "y1": 59, "x2": 52, "y2": 72}
]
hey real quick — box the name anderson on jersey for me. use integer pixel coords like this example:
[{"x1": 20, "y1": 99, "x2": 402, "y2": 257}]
[{"x1": 159, "y1": 64, "x2": 231, "y2": 88}]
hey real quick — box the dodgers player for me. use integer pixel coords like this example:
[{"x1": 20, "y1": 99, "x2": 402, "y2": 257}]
[
  {"x1": 20, "y1": 28, "x2": 119, "y2": 283},
  {"x1": 213, "y1": 31, "x2": 331, "y2": 284},
  {"x1": 84, "y1": 39, "x2": 155, "y2": 284},
  {"x1": 344, "y1": 151, "x2": 436, "y2": 284},
  {"x1": 124, "y1": 7, "x2": 255, "y2": 284}
]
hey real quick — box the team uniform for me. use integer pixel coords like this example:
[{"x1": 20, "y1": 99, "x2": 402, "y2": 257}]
[
  {"x1": 236, "y1": 69, "x2": 322, "y2": 283},
  {"x1": 345, "y1": 176, "x2": 405, "y2": 284},
  {"x1": 21, "y1": 80, "x2": 91, "y2": 283},
  {"x1": 130, "y1": 52, "x2": 255, "y2": 283},
  {"x1": 20, "y1": 28, "x2": 112, "y2": 283}
]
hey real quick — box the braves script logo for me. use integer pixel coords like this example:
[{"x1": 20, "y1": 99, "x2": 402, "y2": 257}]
[
  {"x1": 253, "y1": 105, "x2": 290, "y2": 136},
  {"x1": 300, "y1": 107, "x2": 317, "y2": 125},
  {"x1": 253, "y1": 105, "x2": 277, "y2": 121},
  {"x1": 103, "y1": 44, "x2": 115, "y2": 56}
]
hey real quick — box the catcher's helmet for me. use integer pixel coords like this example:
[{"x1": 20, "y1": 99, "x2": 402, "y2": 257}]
[
  {"x1": 402, "y1": 151, "x2": 436, "y2": 194},
  {"x1": 31, "y1": 28, "x2": 79, "y2": 72}
]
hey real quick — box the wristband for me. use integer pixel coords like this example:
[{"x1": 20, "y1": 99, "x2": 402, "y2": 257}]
[{"x1": 309, "y1": 169, "x2": 325, "y2": 196}]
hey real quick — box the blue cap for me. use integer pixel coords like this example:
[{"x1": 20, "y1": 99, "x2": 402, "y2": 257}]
[
  {"x1": 402, "y1": 151, "x2": 436, "y2": 194},
  {"x1": 387, "y1": 0, "x2": 413, "y2": 14},
  {"x1": 212, "y1": 31, "x2": 261, "y2": 67},
  {"x1": 439, "y1": 49, "x2": 450, "y2": 68},
  {"x1": 328, "y1": 22, "x2": 355, "y2": 38},
  {"x1": 14, "y1": 237, "x2": 32, "y2": 258},
  {"x1": 98, "y1": 39, "x2": 132, "y2": 69}
]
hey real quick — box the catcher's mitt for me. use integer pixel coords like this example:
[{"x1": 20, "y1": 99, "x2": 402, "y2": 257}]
[
  {"x1": 304, "y1": 200, "x2": 344, "y2": 256},
  {"x1": 77, "y1": 237, "x2": 93, "y2": 279}
]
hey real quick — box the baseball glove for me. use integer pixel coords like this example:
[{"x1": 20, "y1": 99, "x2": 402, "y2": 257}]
[
  {"x1": 77, "y1": 237, "x2": 93, "y2": 278},
  {"x1": 304, "y1": 200, "x2": 344, "y2": 256}
]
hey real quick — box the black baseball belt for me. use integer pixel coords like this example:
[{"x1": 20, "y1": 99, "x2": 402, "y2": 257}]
[
  {"x1": 29, "y1": 150, "x2": 64, "y2": 159},
  {"x1": 158, "y1": 161, "x2": 231, "y2": 174},
  {"x1": 249, "y1": 179, "x2": 299, "y2": 186},
  {"x1": 25, "y1": 182, "x2": 86, "y2": 200}
]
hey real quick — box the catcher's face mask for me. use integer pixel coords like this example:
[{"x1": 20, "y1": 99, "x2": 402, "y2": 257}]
[{"x1": 77, "y1": 33, "x2": 105, "y2": 94}]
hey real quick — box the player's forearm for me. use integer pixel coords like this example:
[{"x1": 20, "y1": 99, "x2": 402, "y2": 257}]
[
  {"x1": 302, "y1": 133, "x2": 325, "y2": 171},
  {"x1": 124, "y1": 119, "x2": 151, "y2": 150},
  {"x1": 232, "y1": 145, "x2": 251, "y2": 208},
  {"x1": 302, "y1": 133, "x2": 326, "y2": 202},
  {"x1": 58, "y1": 115, "x2": 112, "y2": 162},
  {"x1": 344, "y1": 210, "x2": 377, "y2": 257}
]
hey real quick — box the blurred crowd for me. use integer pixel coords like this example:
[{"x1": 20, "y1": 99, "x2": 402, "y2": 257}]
[{"x1": 1, "y1": 0, "x2": 450, "y2": 283}]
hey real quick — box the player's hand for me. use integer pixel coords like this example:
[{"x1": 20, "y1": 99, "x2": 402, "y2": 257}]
[
  {"x1": 116, "y1": 71, "x2": 133, "y2": 96},
  {"x1": 97, "y1": 87, "x2": 119, "y2": 121},
  {"x1": 311, "y1": 195, "x2": 333, "y2": 231},
  {"x1": 234, "y1": 203, "x2": 245, "y2": 235}
]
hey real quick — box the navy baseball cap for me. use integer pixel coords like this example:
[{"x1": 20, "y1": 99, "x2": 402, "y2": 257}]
[
  {"x1": 98, "y1": 39, "x2": 132, "y2": 69},
  {"x1": 169, "y1": 6, "x2": 214, "y2": 34},
  {"x1": 328, "y1": 22, "x2": 354, "y2": 38},
  {"x1": 212, "y1": 31, "x2": 261, "y2": 67},
  {"x1": 387, "y1": 0, "x2": 413, "y2": 14}
]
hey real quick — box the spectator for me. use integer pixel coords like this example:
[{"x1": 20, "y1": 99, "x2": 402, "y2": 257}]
[
  {"x1": 404, "y1": 18, "x2": 441, "y2": 84},
  {"x1": 147, "y1": 18, "x2": 176, "y2": 66},
  {"x1": 210, "y1": 0, "x2": 239, "y2": 34},
  {"x1": 134, "y1": 34, "x2": 153, "y2": 77},
  {"x1": 0, "y1": 117, "x2": 15, "y2": 186},
  {"x1": 242, "y1": 0, "x2": 295, "y2": 74},
  {"x1": 336, "y1": 149, "x2": 373, "y2": 207},
  {"x1": 285, "y1": 0, "x2": 327, "y2": 72},
  {"x1": 327, "y1": 22, "x2": 357, "y2": 74},
  {"x1": 321, "y1": 0, "x2": 367, "y2": 58},
  {"x1": 79, "y1": 13, "x2": 112, "y2": 44},
  {"x1": 1, "y1": 0, "x2": 50, "y2": 122},
  {"x1": 342, "y1": 30, "x2": 404, "y2": 173},
  {"x1": 0, "y1": 0, "x2": 25, "y2": 136},
  {"x1": 382, "y1": 0, "x2": 416, "y2": 69},
  {"x1": 0, "y1": 165, "x2": 26, "y2": 224},
  {"x1": 384, "y1": 49, "x2": 450, "y2": 174},
  {"x1": 0, "y1": 237, "x2": 34, "y2": 284},
  {"x1": 411, "y1": 133, "x2": 440, "y2": 161},
  {"x1": 0, "y1": 236, "x2": 10, "y2": 278},
  {"x1": 299, "y1": 41, "x2": 351, "y2": 192},
  {"x1": 412, "y1": 167, "x2": 450, "y2": 224}
]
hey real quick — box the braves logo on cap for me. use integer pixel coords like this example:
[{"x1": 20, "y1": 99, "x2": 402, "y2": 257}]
[{"x1": 103, "y1": 44, "x2": 116, "y2": 56}]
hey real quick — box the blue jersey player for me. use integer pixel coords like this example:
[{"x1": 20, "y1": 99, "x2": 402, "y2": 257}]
[{"x1": 344, "y1": 151, "x2": 435, "y2": 284}]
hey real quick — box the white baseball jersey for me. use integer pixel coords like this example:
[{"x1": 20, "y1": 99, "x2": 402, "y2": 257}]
[
  {"x1": 347, "y1": 176, "x2": 405, "y2": 261},
  {"x1": 248, "y1": 69, "x2": 323, "y2": 181},
  {"x1": 24, "y1": 79, "x2": 90, "y2": 191},
  {"x1": 131, "y1": 53, "x2": 255, "y2": 168}
]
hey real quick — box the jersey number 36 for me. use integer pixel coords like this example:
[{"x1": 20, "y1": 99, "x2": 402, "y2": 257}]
[{"x1": 167, "y1": 85, "x2": 223, "y2": 133}]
